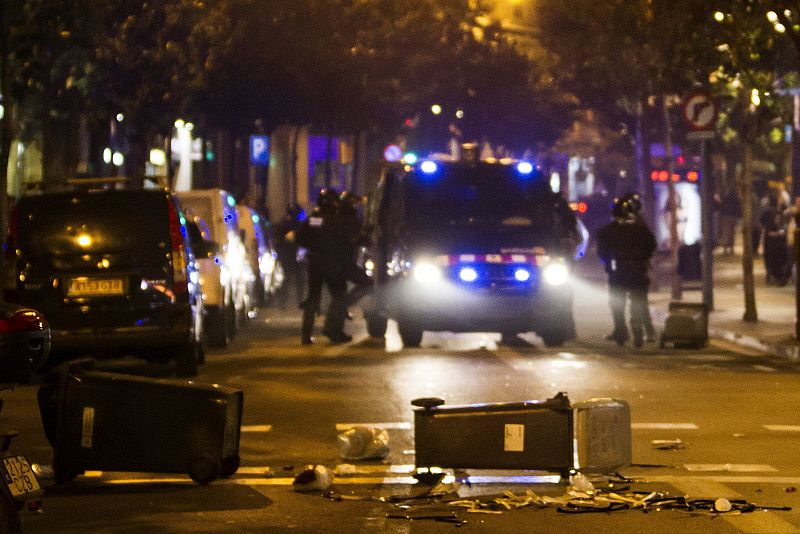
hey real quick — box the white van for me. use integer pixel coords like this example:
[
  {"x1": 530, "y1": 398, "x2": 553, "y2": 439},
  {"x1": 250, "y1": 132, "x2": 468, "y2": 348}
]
[
  {"x1": 184, "y1": 211, "x2": 236, "y2": 347},
  {"x1": 236, "y1": 204, "x2": 281, "y2": 307},
  {"x1": 177, "y1": 189, "x2": 252, "y2": 326}
]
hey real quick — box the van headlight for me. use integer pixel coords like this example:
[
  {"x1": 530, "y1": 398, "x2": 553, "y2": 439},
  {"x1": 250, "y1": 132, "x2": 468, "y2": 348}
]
[
  {"x1": 542, "y1": 261, "x2": 569, "y2": 286},
  {"x1": 412, "y1": 261, "x2": 443, "y2": 284}
]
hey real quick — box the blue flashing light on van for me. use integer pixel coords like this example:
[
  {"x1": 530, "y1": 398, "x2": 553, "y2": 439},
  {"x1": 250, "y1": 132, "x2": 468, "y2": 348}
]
[
  {"x1": 420, "y1": 160, "x2": 438, "y2": 174},
  {"x1": 516, "y1": 161, "x2": 534, "y2": 175}
]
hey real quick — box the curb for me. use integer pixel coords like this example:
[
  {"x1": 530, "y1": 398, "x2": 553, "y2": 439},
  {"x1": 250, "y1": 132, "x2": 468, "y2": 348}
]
[{"x1": 708, "y1": 327, "x2": 800, "y2": 362}]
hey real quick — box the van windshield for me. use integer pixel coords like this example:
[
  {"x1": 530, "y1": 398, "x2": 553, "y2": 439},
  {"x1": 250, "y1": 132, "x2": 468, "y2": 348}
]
[{"x1": 403, "y1": 165, "x2": 558, "y2": 233}]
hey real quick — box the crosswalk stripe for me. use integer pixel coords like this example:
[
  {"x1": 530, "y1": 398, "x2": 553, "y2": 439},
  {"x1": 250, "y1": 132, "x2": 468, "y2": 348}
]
[
  {"x1": 335, "y1": 422, "x2": 412, "y2": 431},
  {"x1": 753, "y1": 365, "x2": 777, "y2": 372},
  {"x1": 764, "y1": 425, "x2": 800, "y2": 432},
  {"x1": 631, "y1": 423, "x2": 698, "y2": 429},
  {"x1": 684, "y1": 464, "x2": 777, "y2": 472},
  {"x1": 241, "y1": 425, "x2": 272, "y2": 433},
  {"x1": 667, "y1": 478, "x2": 797, "y2": 533},
  {"x1": 335, "y1": 464, "x2": 415, "y2": 475}
]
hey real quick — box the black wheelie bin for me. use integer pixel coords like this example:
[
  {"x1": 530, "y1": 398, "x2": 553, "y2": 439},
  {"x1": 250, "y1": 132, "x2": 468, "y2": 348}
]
[{"x1": 38, "y1": 361, "x2": 243, "y2": 484}]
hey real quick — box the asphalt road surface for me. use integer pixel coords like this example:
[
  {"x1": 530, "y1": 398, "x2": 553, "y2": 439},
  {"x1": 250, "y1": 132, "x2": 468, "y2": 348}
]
[{"x1": 7, "y1": 275, "x2": 800, "y2": 533}]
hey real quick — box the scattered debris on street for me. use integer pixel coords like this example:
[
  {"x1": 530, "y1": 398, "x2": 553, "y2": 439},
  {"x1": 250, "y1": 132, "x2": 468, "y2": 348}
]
[
  {"x1": 292, "y1": 464, "x2": 332, "y2": 492},
  {"x1": 651, "y1": 438, "x2": 684, "y2": 450},
  {"x1": 337, "y1": 426, "x2": 390, "y2": 461}
]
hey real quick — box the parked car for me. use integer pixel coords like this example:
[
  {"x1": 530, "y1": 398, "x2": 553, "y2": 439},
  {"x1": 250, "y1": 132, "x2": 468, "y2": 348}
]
[
  {"x1": 184, "y1": 212, "x2": 237, "y2": 347},
  {"x1": 0, "y1": 304, "x2": 50, "y2": 532},
  {"x1": 4, "y1": 188, "x2": 204, "y2": 377},
  {"x1": 0, "y1": 303, "x2": 50, "y2": 385},
  {"x1": 176, "y1": 189, "x2": 251, "y2": 327},
  {"x1": 235, "y1": 204, "x2": 282, "y2": 308}
]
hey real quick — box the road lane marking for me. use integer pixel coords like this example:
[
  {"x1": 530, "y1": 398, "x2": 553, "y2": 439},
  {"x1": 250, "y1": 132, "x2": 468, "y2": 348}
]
[
  {"x1": 241, "y1": 425, "x2": 272, "y2": 433},
  {"x1": 631, "y1": 423, "x2": 698, "y2": 429},
  {"x1": 335, "y1": 464, "x2": 415, "y2": 475},
  {"x1": 764, "y1": 425, "x2": 800, "y2": 432},
  {"x1": 684, "y1": 464, "x2": 777, "y2": 472},
  {"x1": 236, "y1": 467, "x2": 273, "y2": 475},
  {"x1": 335, "y1": 422, "x2": 412, "y2": 431},
  {"x1": 753, "y1": 365, "x2": 777, "y2": 372}
]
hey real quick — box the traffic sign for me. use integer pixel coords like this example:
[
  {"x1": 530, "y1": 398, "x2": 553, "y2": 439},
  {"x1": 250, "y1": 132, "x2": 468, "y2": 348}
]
[
  {"x1": 681, "y1": 92, "x2": 718, "y2": 131},
  {"x1": 250, "y1": 135, "x2": 270, "y2": 166}
]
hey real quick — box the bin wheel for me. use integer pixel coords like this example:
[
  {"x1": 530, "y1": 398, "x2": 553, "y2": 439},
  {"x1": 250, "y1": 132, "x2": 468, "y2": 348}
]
[
  {"x1": 188, "y1": 454, "x2": 220, "y2": 484},
  {"x1": 220, "y1": 454, "x2": 240, "y2": 478}
]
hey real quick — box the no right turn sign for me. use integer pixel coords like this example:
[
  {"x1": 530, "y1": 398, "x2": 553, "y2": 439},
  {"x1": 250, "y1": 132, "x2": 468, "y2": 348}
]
[{"x1": 681, "y1": 92, "x2": 718, "y2": 131}]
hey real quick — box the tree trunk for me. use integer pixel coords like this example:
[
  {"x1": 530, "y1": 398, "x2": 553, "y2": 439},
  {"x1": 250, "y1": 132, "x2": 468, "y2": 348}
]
[
  {"x1": 663, "y1": 96, "x2": 682, "y2": 300},
  {"x1": 738, "y1": 136, "x2": 758, "y2": 322},
  {"x1": 637, "y1": 98, "x2": 656, "y2": 231}
]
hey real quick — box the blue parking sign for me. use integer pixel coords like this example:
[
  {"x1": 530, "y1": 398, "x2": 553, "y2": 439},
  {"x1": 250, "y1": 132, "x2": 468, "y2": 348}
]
[{"x1": 250, "y1": 135, "x2": 270, "y2": 166}]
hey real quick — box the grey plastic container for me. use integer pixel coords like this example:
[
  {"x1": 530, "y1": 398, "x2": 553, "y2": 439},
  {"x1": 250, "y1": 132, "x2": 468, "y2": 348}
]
[
  {"x1": 572, "y1": 398, "x2": 631, "y2": 474},
  {"x1": 38, "y1": 362, "x2": 242, "y2": 484}
]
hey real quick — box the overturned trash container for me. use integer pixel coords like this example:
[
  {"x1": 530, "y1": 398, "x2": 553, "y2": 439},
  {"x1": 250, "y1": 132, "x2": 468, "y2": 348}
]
[
  {"x1": 38, "y1": 361, "x2": 243, "y2": 484},
  {"x1": 413, "y1": 393, "x2": 574, "y2": 476},
  {"x1": 660, "y1": 301, "x2": 708, "y2": 349},
  {"x1": 413, "y1": 393, "x2": 631, "y2": 477}
]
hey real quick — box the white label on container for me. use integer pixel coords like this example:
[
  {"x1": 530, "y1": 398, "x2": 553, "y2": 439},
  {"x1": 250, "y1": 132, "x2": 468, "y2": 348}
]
[
  {"x1": 81, "y1": 407, "x2": 95, "y2": 448},
  {"x1": 504, "y1": 424, "x2": 524, "y2": 452}
]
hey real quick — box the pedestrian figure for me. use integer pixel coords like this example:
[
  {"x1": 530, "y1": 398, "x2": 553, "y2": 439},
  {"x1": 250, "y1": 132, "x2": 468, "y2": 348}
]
[
  {"x1": 762, "y1": 204, "x2": 789, "y2": 286},
  {"x1": 274, "y1": 203, "x2": 307, "y2": 309},
  {"x1": 596, "y1": 193, "x2": 657, "y2": 347},
  {"x1": 295, "y1": 189, "x2": 351, "y2": 345},
  {"x1": 718, "y1": 187, "x2": 741, "y2": 255}
]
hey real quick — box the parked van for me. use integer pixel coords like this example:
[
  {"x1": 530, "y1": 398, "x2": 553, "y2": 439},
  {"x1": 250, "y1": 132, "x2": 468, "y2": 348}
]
[
  {"x1": 5, "y1": 189, "x2": 204, "y2": 376},
  {"x1": 184, "y1": 211, "x2": 237, "y2": 347},
  {"x1": 235, "y1": 205, "x2": 281, "y2": 308},
  {"x1": 176, "y1": 189, "x2": 251, "y2": 326}
]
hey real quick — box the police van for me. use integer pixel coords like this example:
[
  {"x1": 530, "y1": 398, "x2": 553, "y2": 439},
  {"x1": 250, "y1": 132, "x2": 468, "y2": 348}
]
[{"x1": 360, "y1": 154, "x2": 584, "y2": 348}]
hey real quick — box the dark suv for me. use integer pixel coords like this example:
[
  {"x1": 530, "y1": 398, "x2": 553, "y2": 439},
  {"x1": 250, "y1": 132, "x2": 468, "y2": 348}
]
[
  {"x1": 4, "y1": 189, "x2": 204, "y2": 376},
  {"x1": 361, "y1": 159, "x2": 582, "y2": 347}
]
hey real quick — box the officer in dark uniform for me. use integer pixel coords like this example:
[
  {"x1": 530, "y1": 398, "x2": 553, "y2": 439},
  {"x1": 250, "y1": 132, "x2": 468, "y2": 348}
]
[
  {"x1": 274, "y1": 203, "x2": 307, "y2": 309},
  {"x1": 295, "y1": 189, "x2": 351, "y2": 345},
  {"x1": 596, "y1": 193, "x2": 657, "y2": 347},
  {"x1": 337, "y1": 191, "x2": 372, "y2": 309}
]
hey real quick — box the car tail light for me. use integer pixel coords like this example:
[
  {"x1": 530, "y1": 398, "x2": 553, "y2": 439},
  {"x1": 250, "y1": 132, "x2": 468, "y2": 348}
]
[
  {"x1": 166, "y1": 198, "x2": 188, "y2": 296},
  {"x1": 0, "y1": 308, "x2": 47, "y2": 333},
  {"x1": 3, "y1": 206, "x2": 18, "y2": 291}
]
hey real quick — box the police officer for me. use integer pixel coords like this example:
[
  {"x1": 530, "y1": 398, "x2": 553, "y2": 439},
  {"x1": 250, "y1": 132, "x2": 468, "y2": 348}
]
[
  {"x1": 337, "y1": 191, "x2": 372, "y2": 309},
  {"x1": 274, "y1": 203, "x2": 307, "y2": 309},
  {"x1": 295, "y1": 189, "x2": 351, "y2": 345},
  {"x1": 596, "y1": 193, "x2": 657, "y2": 347}
]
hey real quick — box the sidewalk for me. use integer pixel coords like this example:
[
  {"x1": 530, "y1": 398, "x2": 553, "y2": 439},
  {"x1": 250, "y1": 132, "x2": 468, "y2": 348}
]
[{"x1": 648, "y1": 249, "x2": 800, "y2": 361}]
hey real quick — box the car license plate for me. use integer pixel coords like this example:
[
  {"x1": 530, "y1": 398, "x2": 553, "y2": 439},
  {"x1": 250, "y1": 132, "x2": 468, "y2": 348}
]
[
  {"x1": 67, "y1": 277, "x2": 126, "y2": 297},
  {"x1": 1, "y1": 455, "x2": 40, "y2": 500}
]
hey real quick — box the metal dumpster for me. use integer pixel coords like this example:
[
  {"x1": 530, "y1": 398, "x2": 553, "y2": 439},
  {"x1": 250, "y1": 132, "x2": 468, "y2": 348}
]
[
  {"x1": 38, "y1": 361, "x2": 242, "y2": 484},
  {"x1": 412, "y1": 393, "x2": 574, "y2": 475}
]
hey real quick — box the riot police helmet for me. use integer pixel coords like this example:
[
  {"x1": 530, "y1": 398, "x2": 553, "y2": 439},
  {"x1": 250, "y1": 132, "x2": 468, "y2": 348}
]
[
  {"x1": 317, "y1": 188, "x2": 340, "y2": 209},
  {"x1": 621, "y1": 192, "x2": 642, "y2": 215},
  {"x1": 612, "y1": 196, "x2": 636, "y2": 221}
]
